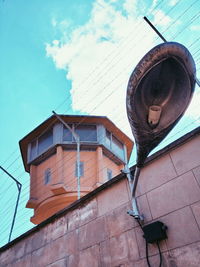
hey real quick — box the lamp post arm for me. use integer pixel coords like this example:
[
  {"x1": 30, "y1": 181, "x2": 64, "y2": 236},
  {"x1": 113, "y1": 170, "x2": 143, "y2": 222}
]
[{"x1": 52, "y1": 111, "x2": 80, "y2": 142}]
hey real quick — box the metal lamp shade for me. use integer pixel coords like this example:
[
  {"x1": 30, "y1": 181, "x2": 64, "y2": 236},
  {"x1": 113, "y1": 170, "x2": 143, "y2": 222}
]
[{"x1": 126, "y1": 42, "x2": 196, "y2": 167}]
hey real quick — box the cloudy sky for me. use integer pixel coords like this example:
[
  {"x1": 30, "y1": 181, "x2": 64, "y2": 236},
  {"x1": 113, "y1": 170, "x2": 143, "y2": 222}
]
[{"x1": 0, "y1": 0, "x2": 199, "y2": 245}]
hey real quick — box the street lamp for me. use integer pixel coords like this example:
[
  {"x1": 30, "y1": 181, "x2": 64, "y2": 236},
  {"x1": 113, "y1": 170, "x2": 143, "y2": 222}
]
[{"x1": 126, "y1": 42, "x2": 197, "y2": 220}]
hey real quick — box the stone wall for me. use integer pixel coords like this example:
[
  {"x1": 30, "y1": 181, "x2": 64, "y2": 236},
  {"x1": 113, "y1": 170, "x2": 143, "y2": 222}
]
[{"x1": 1, "y1": 130, "x2": 200, "y2": 267}]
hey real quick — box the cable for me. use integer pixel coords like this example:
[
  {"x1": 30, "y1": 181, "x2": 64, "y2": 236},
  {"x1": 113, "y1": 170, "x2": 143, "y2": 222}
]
[
  {"x1": 157, "y1": 241, "x2": 163, "y2": 267},
  {"x1": 0, "y1": 148, "x2": 19, "y2": 168},
  {"x1": 0, "y1": 110, "x2": 129, "y2": 208},
  {"x1": 54, "y1": 0, "x2": 166, "y2": 109},
  {"x1": 134, "y1": 218, "x2": 163, "y2": 267},
  {"x1": 50, "y1": 0, "x2": 171, "y2": 115},
  {"x1": 145, "y1": 240, "x2": 163, "y2": 267},
  {"x1": 0, "y1": 115, "x2": 129, "y2": 225},
  {"x1": 1, "y1": 76, "x2": 200, "y2": 219},
  {"x1": 1, "y1": 2, "x2": 198, "y2": 180},
  {"x1": 1, "y1": 91, "x2": 200, "y2": 226},
  {"x1": 172, "y1": 12, "x2": 200, "y2": 40},
  {"x1": 146, "y1": 240, "x2": 151, "y2": 267},
  {"x1": 1, "y1": 0, "x2": 200, "y2": 244},
  {"x1": 156, "y1": 0, "x2": 199, "y2": 42}
]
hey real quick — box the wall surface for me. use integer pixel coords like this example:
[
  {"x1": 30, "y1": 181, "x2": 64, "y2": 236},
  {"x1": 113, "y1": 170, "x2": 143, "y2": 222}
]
[{"x1": 1, "y1": 131, "x2": 200, "y2": 267}]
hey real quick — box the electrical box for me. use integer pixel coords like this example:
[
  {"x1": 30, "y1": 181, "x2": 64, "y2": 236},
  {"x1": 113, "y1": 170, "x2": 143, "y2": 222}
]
[{"x1": 142, "y1": 221, "x2": 167, "y2": 244}]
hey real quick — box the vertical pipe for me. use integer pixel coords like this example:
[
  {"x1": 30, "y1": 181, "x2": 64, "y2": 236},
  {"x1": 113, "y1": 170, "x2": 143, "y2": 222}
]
[{"x1": 77, "y1": 139, "x2": 81, "y2": 200}]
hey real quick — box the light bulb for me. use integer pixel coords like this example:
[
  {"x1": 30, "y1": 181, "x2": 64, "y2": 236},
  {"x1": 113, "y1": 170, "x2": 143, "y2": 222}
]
[{"x1": 148, "y1": 105, "x2": 162, "y2": 127}]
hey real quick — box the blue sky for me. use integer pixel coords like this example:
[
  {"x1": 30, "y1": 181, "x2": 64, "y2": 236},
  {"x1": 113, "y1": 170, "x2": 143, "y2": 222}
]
[{"x1": 0, "y1": 0, "x2": 199, "y2": 245}]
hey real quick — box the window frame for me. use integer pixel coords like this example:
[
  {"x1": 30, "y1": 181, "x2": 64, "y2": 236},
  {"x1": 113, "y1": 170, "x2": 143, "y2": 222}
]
[
  {"x1": 62, "y1": 123, "x2": 98, "y2": 143},
  {"x1": 104, "y1": 130, "x2": 124, "y2": 160},
  {"x1": 63, "y1": 123, "x2": 73, "y2": 142},
  {"x1": 38, "y1": 128, "x2": 53, "y2": 155},
  {"x1": 28, "y1": 128, "x2": 54, "y2": 162}
]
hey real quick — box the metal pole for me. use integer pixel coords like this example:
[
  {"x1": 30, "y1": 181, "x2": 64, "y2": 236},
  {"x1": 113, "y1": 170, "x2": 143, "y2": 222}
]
[
  {"x1": 0, "y1": 166, "x2": 22, "y2": 187},
  {"x1": 143, "y1": 16, "x2": 167, "y2": 42},
  {"x1": 52, "y1": 111, "x2": 81, "y2": 199},
  {"x1": 77, "y1": 140, "x2": 81, "y2": 200},
  {"x1": 8, "y1": 185, "x2": 21, "y2": 242},
  {"x1": 0, "y1": 166, "x2": 22, "y2": 242},
  {"x1": 123, "y1": 147, "x2": 143, "y2": 220}
]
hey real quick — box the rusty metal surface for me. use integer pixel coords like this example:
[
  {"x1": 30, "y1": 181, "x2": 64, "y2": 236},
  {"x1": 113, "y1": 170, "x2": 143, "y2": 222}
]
[{"x1": 126, "y1": 42, "x2": 196, "y2": 167}]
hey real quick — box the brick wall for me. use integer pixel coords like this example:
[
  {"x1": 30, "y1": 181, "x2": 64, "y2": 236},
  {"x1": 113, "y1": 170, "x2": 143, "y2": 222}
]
[{"x1": 1, "y1": 131, "x2": 200, "y2": 267}]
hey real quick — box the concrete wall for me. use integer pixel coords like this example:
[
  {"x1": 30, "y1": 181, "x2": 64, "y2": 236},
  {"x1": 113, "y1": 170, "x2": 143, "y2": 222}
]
[{"x1": 1, "y1": 130, "x2": 200, "y2": 267}]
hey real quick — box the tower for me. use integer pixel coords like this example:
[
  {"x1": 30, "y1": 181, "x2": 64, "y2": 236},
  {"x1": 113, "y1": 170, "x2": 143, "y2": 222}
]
[{"x1": 19, "y1": 114, "x2": 133, "y2": 224}]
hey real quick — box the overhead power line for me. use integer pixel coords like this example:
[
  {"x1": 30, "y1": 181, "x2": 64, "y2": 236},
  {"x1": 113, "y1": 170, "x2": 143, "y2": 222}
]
[{"x1": 0, "y1": 0, "x2": 200, "y2": 245}]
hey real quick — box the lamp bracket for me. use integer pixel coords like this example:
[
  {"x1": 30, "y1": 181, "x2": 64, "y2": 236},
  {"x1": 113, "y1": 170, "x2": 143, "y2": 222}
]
[{"x1": 127, "y1": 210, "x2": 144, "y2": 221}]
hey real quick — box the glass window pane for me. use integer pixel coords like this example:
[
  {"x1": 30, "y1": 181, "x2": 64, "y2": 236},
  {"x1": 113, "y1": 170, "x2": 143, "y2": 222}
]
[
  {"x1": 63, "y1": 125, "x2": 73, "y2": 141},
  {"x1": 75, "y1": 125, "x2": 97, "y2": 142},
  {"x1": 44, "y1": 168, "x2": 51, "y2": 184},
  {"x1": 112, "y1": 135, "x2": 124, "y2": 159},
  {"x1": 30, "y1": 140, "x2": 37, "y2": 160},
  {"x1": 105, "y1": 130, "x2": 111, "y2": 148},
  {"x1": 38, "y1": 129, "x2": 53, "y2": 154}
]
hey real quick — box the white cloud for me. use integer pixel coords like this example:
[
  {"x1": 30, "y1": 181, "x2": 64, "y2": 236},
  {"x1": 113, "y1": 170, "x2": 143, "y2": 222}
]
[
  {"x1": 190, "y1": 25, "x2": 200, "y2": 31},
  {"x1": 52, "y1": 40, "x2": 59, "y2": 46},
  {"x1": 168, "y1": 0, "x2": 179, "y2": 7},
  {"x1": 46, "y1": 0, "x2": 157, "y2": 134},
  {"x1": 46, "y1": 0, "x2": 198, "y2": 140},
  {"x1": 185, "y1": 88, "x2": 200, "y2": 122},
  {"x1": 123, "y1": 0, "x2": 138, "y2": 16},
  {"x1": 152, "y1": 0, "x2": 159, "y2": 8},
  {"x1": 51, "y1": 17, "x2": 57, "y2": 27},
  {"x1": 152, "y1": 9, "x2": 172, "y2": 26}
]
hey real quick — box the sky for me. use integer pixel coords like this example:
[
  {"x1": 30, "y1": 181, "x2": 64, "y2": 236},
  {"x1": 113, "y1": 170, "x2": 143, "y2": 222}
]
[{"x1": 0, "y1": 0, "x2": 199, "y2": 246}]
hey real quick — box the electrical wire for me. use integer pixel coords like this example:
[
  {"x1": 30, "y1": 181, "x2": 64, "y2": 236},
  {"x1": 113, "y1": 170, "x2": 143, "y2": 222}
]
[
  {"x1": 1, "y1": 0, "x2": 200, "y2": 244},
  {"x1": 135, "y1": 218, "x2": 163, "y2": 267},
  {"x1": 1, "y1": 5, "x2": 198, "y2": 181},
  {"x1": 1, "y1": 80, "x2": 200, "y2": 239},
  {"x1": 54, "y1": 0, "x2": 167, "y2": 112},
  {"x1": 7, "y1": 96, "x2": 200, "y2": 207}
]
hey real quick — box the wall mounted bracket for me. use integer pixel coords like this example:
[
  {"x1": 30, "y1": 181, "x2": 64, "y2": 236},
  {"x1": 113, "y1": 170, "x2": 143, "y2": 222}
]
[{"x1": 123, "y1": 165, "x2": 144, "y2": 221}]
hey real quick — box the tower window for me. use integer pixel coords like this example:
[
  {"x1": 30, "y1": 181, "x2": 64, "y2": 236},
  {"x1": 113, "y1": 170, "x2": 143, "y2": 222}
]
[
  {"x1": 44, "y1": 168, "x2": 51, "y2": 184},
  {"x1": 107, "y1": 169, "x2": 113, "y2": 180},
  {"x1": 105, "y1": 130, "x2": 124, "y2": 159},
  {"x1": 30, "y1": 140, "x2": 37, "y2": 160},
  {"x1": 105, "y1": 130, "x2": 111, "y2": 148},
  {"x1": 63, "y1": 124, "x2": 97, "y2": 142},
  {"x1": 63, "y1": 124, "x2": 73, "y2": 141},
  {"x1": 75, "y1": 161, "x2": 84, "y2": 177},
  {"x1": 28, "y1": 129, "x2": 53, "y2": 162},
  {"x1": 112, "y1": 135, "x2": 124, "y2": 159},
  {"x1": 75, "y1": 125, "x2": 97, "y2": 142},
  {"x1": 38, "y1": 129, "x2": 53, "y2": 154}
]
